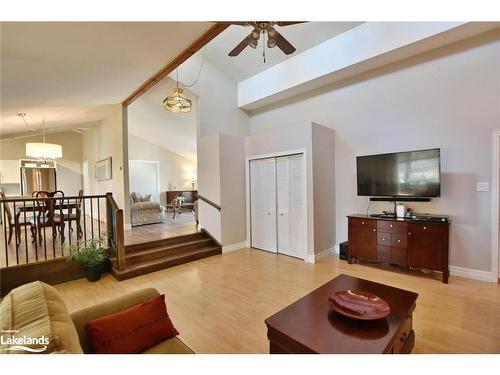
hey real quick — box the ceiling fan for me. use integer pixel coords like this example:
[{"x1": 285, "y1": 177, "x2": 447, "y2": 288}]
[{"x1": 228, "y1": 22, "x2": 304, "y2": 60}]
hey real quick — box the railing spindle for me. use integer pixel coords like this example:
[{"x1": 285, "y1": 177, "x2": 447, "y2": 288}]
[
  {"x1": 13, "y1": 201, "x2": 18, "y2": 265},
  {"x1": 90, "y1": 197, "x2": 94, "y2": 239},
  {"x1": 23, "y1": 200, "x2": 28, "y2": 264},
  {"x1": 83, "y1": 196, "x2": 87, "y2": 242},
  {"x1": 43, "y1": 199, "x2": 47, "y2": 261},
  {"x1": 97, "y1": 197, "x2": 101, "y2": 235},
  {"x1": 33, "y1": 200, "x2": 38, "y2": 262},
  {"x1": 2, "y1": 201, "x2": 8, "y2": 267}
]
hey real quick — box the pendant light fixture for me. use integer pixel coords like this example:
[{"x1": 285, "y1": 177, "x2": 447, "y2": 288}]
[
  {"x1": 20, "y1": 114, "x2": 63, "y2": 160},
  {"x1": 162, "y1": 69, "x2": 192, "y2": 113}
]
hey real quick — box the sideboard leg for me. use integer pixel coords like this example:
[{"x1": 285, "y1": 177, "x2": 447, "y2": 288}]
[{"x1": 442, "y1": 269, "x2": 449, "y2": 284}]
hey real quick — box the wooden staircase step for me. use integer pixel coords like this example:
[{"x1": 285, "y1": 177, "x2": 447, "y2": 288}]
[
  {"x1": 111, "y1": 246, "x2": 221, "y2": 280},
  {"x1": 112, "y1": 238, "x2": 213, "y2": 265},
  {"x1": 125, "y1": 232, "x2": 206, "y2": 253}
]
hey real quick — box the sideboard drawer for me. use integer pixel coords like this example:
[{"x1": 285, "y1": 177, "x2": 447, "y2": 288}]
[
  {"x1": 391, "y1": 234, "x2": 407, "y2": 249},
  {"x1": 391, "y1": 315, "x2": 413, "y2": 354},
  {"x1": 377, "y1": 246, "x2": 391, "y2": 263},
  {"x1": 377, "y1": 220, "x2": 407, "y2": 234},
  {"x1": 350, "y1": 217, "x2": 376, "y2": 229},
  {"x1": 377, "y1": 232, "x2": 392, "y2": 246}
]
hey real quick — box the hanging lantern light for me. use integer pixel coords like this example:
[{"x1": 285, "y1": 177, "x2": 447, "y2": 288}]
[{"x1": 163, "y1": 70, "x2": 192, "y2": 113}]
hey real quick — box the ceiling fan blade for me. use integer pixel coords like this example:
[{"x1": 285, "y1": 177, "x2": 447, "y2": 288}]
[
  {"x1": 228, "y1": 22, "x2": 252, "y2": 26},
  {"x1": 274, "y1": 31, "x2": 296, "y2": 55},
  {"x1": 228, "y1": 35, "x2": 252, "y2": 57},
  {"x1": 275, "y1": 21, "x2": 306, "y2": 27}
]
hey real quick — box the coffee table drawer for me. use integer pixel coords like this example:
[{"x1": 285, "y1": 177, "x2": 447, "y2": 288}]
[{"x1": 391, "y1": 315, "x2": 413, "y2": 354}]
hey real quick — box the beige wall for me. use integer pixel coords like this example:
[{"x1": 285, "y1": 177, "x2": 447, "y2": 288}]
[
  {"x1": 128, "y1": 134, "x2": 197, "y2": 204},
  {"x1": 0, "y1": 131, "x2": 83, "y2": 195},
  {"x1": 248, "y1": 32, "x2": 500, "y2": 272}
]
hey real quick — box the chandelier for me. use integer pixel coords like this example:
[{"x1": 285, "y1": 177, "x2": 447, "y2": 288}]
[{"x1": 19, "y1": 113, "x2": 63, "y2": 160}]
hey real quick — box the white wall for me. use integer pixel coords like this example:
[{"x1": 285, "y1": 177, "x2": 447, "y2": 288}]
[
  {"x1": 248, "y1": 32, "x2": 500, "y2": 272},
  {"x1": 197, "y1": 134, "x2": 222, "y2": 243},
  {"x1": 0, "y1": 131, "x2": 83, "y2": 195},
  {"x1": 82, "y1": 104, "x2": 127, "y2": 211},
  {"x1": 128, "y1": 134, "x2": 197, "y2": 204},
  {"x1": 173, "y1": 52, "x2": 249, "y2": 138}
]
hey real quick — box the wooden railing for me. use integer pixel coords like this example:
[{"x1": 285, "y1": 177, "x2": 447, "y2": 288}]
[
  {"x1": 197, "y1": 194, "x2": 222, "y2": 211},
  {"x1": 0, "y1": 192, "x2": 125, "y2": 269},
  {"x1": 106, "y1": 192, "x2": 125, "y2": 270}
]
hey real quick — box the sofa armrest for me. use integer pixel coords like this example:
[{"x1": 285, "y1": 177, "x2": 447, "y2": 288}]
[{"x1": 70, "y1": 288, "x2": 160, "y2": 353}]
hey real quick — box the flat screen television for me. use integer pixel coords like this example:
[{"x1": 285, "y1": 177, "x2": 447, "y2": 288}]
[{"x1": 356, "y1": 148, "x2": 441, "y2": 198}]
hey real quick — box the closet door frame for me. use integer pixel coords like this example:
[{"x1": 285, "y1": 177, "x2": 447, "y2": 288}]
[{"x1": 246, "y1": 149, "x2": 308, "y2": 260}]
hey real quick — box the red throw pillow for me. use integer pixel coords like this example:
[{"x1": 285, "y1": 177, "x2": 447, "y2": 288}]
[{"x1": 85, "y1": 294, "x2": 179, "y2": 354}]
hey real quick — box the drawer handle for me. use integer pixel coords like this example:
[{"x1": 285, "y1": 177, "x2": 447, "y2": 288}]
[
  {"x1": 390, "y1": 224, "x2": 393, "y2": 227},
  {"x1": 373, "y1": 229, "x2": 376, "y2": 232},
  {"x1": 397, "y1": 240, "x2": 401, "y2": 243},
  {"x1": 400, "y1": 332, "x2": 407, "y2": 342},
  {"x1": 408, "y1": 232, "x2": 412, "y2": 235},
  {"x1": 382, "y1": 238, "x2": 386, "y2": 241},
  {"x1": 362, "y1": 221, "x2": 365, "y2": 224},
  {"x1": 423, "y1": 226, "x2": 427, "y2": 230}
]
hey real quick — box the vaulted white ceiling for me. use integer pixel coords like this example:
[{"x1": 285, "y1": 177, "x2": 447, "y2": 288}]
[
  {"x1": 205, "y1": 22, "x2": 363, "y2": 82},
  {"x1": 0, "y1": 21, "x2": 214, "y2": 136}
]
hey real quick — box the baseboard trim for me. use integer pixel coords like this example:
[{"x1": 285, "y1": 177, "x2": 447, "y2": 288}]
[
  {"x1": 306, "y1": 246, "x2": 336, "y2": 264},
  {"x1": 222, "y1": 241, "x2": 247, "y2": 254},
  {"x1": 449, "y1": 265, "x2": 493, "y2": 282}
]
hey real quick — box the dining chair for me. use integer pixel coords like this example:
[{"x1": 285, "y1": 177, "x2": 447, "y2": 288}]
[
  {"x1": 0, "y1": 191, "x2": 32, "y2": 246},
  {"x1": 30, "y1": 190, "x2": 66, "y2": 245},
  {"x1": 61, "y1": 189, "x2": 83, "y2": 239}
]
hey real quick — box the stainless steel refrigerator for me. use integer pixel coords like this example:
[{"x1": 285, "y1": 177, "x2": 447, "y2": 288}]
[{"x1": 21, "y1": 166, "x2": 57, "y2": 196}]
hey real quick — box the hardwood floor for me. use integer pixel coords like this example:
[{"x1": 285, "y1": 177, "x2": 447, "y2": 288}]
[{"x1": 54, "y1": 248, "x2": 500, "y2": 354}]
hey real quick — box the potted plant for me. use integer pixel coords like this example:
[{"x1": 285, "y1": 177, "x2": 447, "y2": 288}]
[{"x1": 65, "y1": 235, "x2": 109, "y2": 282}]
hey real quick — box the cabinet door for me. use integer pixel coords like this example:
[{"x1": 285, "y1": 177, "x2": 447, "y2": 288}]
[
  {"x1": 407, "y1": 223, "x2": 445, "y2": 270},
  {"x1": 349, "y1": 221, "x2": 377, "y2": 260},
  {"x1": 0, "y1": 160, "x2": 21, "y2": 184},
  {"x1": 250, "y1": 158, "x2": 277, "y2": 253}
]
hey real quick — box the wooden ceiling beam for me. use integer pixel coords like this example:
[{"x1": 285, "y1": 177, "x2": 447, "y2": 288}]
[{"x1": 122, "y1": 22, "x2": 230, "y2": 107}]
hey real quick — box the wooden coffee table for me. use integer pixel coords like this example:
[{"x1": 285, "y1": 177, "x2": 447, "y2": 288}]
[{"x1": 265, "y1": 274, "x2": 418, "y2": 354}]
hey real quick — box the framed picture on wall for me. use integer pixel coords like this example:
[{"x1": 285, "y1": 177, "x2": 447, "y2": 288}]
[{"x1": 95, "y1": 157, "x2": 112, "y2": 181}]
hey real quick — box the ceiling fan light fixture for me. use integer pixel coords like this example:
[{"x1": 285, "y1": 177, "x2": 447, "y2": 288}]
[
  {"x1": 162, "y1": 87, "x2": 192, "y2": 113},
  {"x1": 267, "y1": 38, "x2": 277, "y2": 48},
  {"x1": 249, "y1": 39, "x2": 258, "y2": 49}
]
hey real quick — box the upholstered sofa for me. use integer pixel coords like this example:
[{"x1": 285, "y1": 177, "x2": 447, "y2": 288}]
[
  {"x1": 130, "y1": 192, "x2": 166, "y2": 227},
  {"x1": 0, "y1": 281, "x2": 193, "y2": 354}
]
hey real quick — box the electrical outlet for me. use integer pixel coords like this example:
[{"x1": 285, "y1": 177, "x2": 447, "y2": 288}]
[{"x1": 477, "y1": 182, "x2": 490, "y2": 192}]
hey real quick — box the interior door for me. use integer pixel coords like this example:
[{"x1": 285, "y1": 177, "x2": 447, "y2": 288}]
[
  {"x1": 250, "y1": 158, "x2": 277, "y2": 252},
  {"x1": 276, "y1": 158, "x2": 291, "y2": 255},
  {"x1": 288, "y1": 155, "x2": 306, "y2": 259}
]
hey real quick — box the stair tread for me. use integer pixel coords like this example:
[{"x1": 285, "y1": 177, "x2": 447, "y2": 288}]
[
  {"x1": 125, "y1": 232, "x2": 205, "y2": 251},
  {"x1": 112, "y1": 246, "x2": 221, "y2": 275},
  {"x1": 122, "y1": 238, "x2": 213, "y2": 259}
]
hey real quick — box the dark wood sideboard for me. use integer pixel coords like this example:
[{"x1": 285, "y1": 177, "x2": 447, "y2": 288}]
[
  {"x1": 166, "y1": 190, "x2": 197, "y2": 209},
  {"x1": 347, "y1": 215, "x2": 450, "y2": 283}
]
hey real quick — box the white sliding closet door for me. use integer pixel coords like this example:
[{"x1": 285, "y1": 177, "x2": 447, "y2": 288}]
[
  {"x1": 288, "y1": 155, "x2": 306, "y2": 259},
  {"x1": 276, "y1": 158, "x2": 291, "y2": 255},
  {"x1": 250, "y1": 158, "x2": 277, "y2": 252}
]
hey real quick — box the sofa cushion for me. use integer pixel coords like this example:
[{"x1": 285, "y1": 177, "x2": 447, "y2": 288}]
[
  {"x1": 143, "y1": 337, "x2": 194, "y2": 354},
  {"x1": 0, "y1": 281, "x2": 83, "y2": 354},
  {"x1": 130, "y1": 201, "x2": 162, "y2": 211},
  {"x1": 85, "y1": 294, "x2": 179, "y2": 354}
]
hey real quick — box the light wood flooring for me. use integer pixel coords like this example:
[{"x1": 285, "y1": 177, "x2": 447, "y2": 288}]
[{"x1": 54, "y1": 248, "x2": 500, "y2": 354}]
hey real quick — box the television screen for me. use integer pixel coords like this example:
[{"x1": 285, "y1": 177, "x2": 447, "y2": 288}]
[{"x1": 356, "y1": 148, "x2": 441, "y2": 197}]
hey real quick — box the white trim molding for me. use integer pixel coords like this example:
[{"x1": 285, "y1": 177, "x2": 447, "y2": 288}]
[
  {"x1": 222, "y1": 241, "x2": 248, "y2": 254},
  {"x1": 449, "y1": 266, "x2": 492, "y2": 282},
  {"x1": 491, "y1": 130, "x2": 500, "y2": 282},
  {"x1": 306, "y1": 247, "x2": 336, "y2": 263}
]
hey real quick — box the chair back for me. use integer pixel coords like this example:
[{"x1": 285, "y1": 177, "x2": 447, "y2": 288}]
[
  {"x1": 77, "y1": 189, "x2": 83, "y2": 209},
  {"x1": 0, "y1": 191, "x2": 13, "y2": 224},
  {"x1": 35, "y1": 190, "x2": 65, "y2": 224}
]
